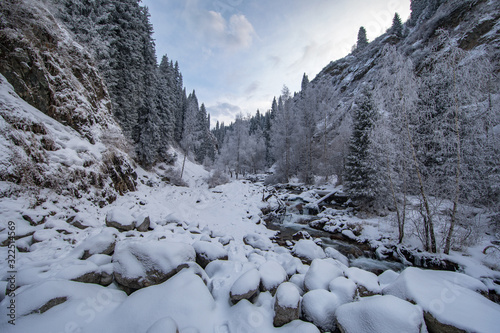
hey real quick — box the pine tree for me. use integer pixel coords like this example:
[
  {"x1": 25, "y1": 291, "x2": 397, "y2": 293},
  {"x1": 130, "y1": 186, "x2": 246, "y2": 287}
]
[
  {"x1": 344, "y1": 87, "x2": 379, "y2": 207},
  {"x1": 391, "y1": 13, "x2": 403, "y2": 38},
  {"x1": 356, "y1": 27, "x2": 368, "y2": 50}
]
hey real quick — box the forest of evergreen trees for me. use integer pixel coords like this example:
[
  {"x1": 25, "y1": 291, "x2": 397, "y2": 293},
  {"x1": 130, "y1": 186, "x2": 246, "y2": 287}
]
[
  {"x1": 54, "y1": 0, "x2": 217, "y2": 167},
  {"x1": 210, "y1": 0, "x2": 500, "y2": 253},
  {"x1": 49, "y1": 0, "x2": 499, "y2": 253}
]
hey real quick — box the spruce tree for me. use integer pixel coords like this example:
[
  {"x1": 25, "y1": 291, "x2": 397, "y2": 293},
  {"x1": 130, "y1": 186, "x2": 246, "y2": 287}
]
[
  {"x1": 356, "y1": 27, "x2": 368, "y2": 50},
  {"x1": 345, "y1": 87, "x2": 379, "y2": 207},
  {"x1": 391, "y1": 13, "x2": 403, "y2": 38}
]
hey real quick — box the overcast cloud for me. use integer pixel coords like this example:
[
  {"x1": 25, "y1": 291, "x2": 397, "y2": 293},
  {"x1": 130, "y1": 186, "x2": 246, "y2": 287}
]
[{"x1": 143, "y1": 0, "x2": 411, "y2": 126}]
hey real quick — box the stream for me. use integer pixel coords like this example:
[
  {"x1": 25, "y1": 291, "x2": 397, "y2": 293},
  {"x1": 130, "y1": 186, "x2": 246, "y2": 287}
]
[{"x1": 266, "y1": 212, "x2": 405, "y2": 275}]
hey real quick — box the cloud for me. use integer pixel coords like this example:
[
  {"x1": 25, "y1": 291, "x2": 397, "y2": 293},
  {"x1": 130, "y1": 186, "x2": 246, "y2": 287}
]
[
  {"x1": 244, "y1": 81, "x2": 260, "y2": 95},
  {"x1": 183, "y1": 0, "x2": 255, "y2": 51},
  {"x1": 207, "y1": 102, "x2": 242, "y2": 122}
]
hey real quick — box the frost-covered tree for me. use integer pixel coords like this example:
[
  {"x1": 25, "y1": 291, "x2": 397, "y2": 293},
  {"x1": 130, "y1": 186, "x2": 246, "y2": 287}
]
[
  {"x1": 344, "y1": 86, "x2": 381, "y2": 208},
  {"x1": 271, "y1": 86, "x2": 297, "y2": 182}
]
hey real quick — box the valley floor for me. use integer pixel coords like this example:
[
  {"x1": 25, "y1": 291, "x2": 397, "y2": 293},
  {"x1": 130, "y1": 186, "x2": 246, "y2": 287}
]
[{"x1": 0, "y1": 164, "x2": 499, "y2": 333}]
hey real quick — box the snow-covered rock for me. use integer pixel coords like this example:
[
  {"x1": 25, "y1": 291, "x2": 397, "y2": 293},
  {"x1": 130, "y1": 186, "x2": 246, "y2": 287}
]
[
  {"x1": 289, "y1": 274, "x2": 306, "y2": 295},
  {"x1": 192, "y1": 241, "x2": 228, "y2": 268},
  {"x1": 146, "y1": 317, "x2": 179, "y2": 333},
  {"x1": 292, "y1": 239, "x2": 326, "y2": 263},
  {"x1": 345, "y1": 266, "x2": 381, "y2": 295},
  {"x1": 112, "y1": 240, "x2": 195, "y2": 290},
  {"x1": 259, "y1": 260, "x2": 287, "y2": 294},
  {"x1": 77, "y1": 227, "x2": 117, "y2": 259},
  {"x1": 243, "y1": 233, "x2": 273, "y2": 251},
  {"x1": 229, "y1": 268, "x2": 261, "y2": 304},
  {"x1": 325, "y1": 246, "x2": 349, "y2": 266},
  {"x1": 273, "y1": 282, "x2": 301, "y2": 327},
  {"x1": 302, "y1": 289, "x2": 342, "y2": 332},
  {"x1": 31, "y1": 229, "x2": 59, "y2": 244},
  {"x1": 103, "y1": 270, "x2": 215, "y2": 332},
  {"x1": 383, "y1": 267, "x2": 500, "y2": 333},
  {"x1": 378, "y1": 269, "x2": 400, "y2": 288},
  {"x1": 304, "y1": 258, "x2": 344, "y2": 291},
  {"x1": 135, "y1": 214, "x2": 151, "y2": 232},
  {"x1": 106, "y1": 208, "x2": 135, "y2": 231},
  {"x1": 329, "y1": 276, "x2": 357, "y2": 304},
  {"x1": 335, "y1": 295, "x2": 426, "y2": 333},
  {"x1": 0, "y1": 279, "x2": 126, "y2": 326}
]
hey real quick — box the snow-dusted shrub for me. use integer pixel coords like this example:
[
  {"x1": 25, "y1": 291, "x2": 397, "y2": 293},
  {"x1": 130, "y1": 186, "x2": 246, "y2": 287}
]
[{"x1": 206, "y1": 169, "x2": 230, "y2": 189}]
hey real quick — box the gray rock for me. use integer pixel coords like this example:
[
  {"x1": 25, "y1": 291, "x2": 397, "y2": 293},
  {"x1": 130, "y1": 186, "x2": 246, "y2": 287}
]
[
  {"x1": 273, "y1": 282, "x2": 301, "y2": 327},
  {"x1": 135, "y1": 215, "x2": 150, "y2": 232}
]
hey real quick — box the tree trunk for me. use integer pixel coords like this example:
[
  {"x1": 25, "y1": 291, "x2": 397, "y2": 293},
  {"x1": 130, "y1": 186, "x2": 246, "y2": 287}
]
[{"x1": 402, "y1": 95, "x2": 436, "y2": 253}]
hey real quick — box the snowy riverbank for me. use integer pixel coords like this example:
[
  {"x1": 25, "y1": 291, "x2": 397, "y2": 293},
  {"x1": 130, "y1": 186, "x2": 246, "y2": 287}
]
[{"x1": 1, "y1": 165, "x2": 499, "y2": 332}]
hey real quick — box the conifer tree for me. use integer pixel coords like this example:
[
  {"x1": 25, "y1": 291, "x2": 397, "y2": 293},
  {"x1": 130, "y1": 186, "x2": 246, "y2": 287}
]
[
  {"x1": 344, "y1": 87, "x2": 379, "y2": 207},
  {"x1": 356, "y1": 27, "x2": 368, "y2": 50},
  {"x1": 391, "y1": 13, "x2": 403, "y2": 38}
]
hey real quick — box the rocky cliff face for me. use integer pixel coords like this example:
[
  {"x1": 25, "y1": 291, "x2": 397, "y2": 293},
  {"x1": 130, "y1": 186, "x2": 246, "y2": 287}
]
[
  {"x1": 0, "y1": 0, "x2": 136, "y2": 202},
  {"x1": 310, "y1": 0, "x2": 500, "y2": 126}
]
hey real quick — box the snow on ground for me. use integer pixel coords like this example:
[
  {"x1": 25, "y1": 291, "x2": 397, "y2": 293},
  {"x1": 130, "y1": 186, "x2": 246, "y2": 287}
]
[{"x1": 0, "y1": 160, "x2": 499, "y2": 332}]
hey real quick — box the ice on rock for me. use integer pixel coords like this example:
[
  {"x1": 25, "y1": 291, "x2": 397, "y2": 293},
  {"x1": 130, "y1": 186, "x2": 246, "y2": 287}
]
[
  {"x1": 292, "y1": 239, "x2": 326, "y2": 263},
  {"x1": 383, "y1": 267, "x2": 500, "y2": 333},
  {"x1": 112, "y1": 240, "x2": 195, "y2": 290},
  {"x1": 259, "y1": 260, "x2": 287, "y2": 293},
  {"x1": 302, "y1": 289, "x2": 342, "y2": 332},
  {"x1": 335, "y1": 295, "x2": 426, "y2": 333},
  {"x1": 345, "y1": 266, "x2": 381, "y2": 294},
  {"x1": 304, "y1": 258, "x2": 344, "y2": 291},
  {"x1": 273, "y1": 282, "x2": 301, "y2": 327},
  {"x1": 229, "y1": 268, "x2": 261, "y2": 303},
  {"x1": 192, "y1": 241, "x2": 228, "y2": 268},
  {"x1": 329, "y1": 276, "x2": 357, "y2": 304}
]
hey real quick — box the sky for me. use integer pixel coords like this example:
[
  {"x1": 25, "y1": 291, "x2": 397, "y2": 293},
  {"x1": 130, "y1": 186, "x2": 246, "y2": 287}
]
[{"x1": 142, "y1": 0, "x2": 411, "y2": 126}]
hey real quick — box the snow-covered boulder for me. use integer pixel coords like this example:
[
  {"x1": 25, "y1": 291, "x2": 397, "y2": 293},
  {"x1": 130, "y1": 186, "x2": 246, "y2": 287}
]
[
  {"x1": 32, "y1": 229, "x2": 59, "y2": 244},
  {"x1": 292, "y1": 230, "x2": 311, "y2": 240},
  {"x1": 304, "y1": 258, "x2": 344, "y2": 291},
  {"x1": 329, "y1": 276, "x2": 357, "y2": 304},
  {"x1": 106, "y1": 208, "x2": 135, "y2": 231},
  {"x1": 229, "y1": 268, "x2": 261, "y2": 304},
  {"x1": 243, "y1": 233, "x2": 273, "y2": 251},
  {"x1": 112, "y1": 240, "x2": 195, "y2": 291},
  {"x1": 105, "y1": 270, "x2": 216, "y2": 332},
  {"x1": 146, "y1": 317, "x2": 179, "y2": 333},
  {"x1": 345, "y1": 266, "x2": 381, "y2": 295},
  {"x1": 273, "y1": 282, "x2": 301, "y2": 327},
  {"x1": 378, "y1": 269, "x2": 400, "y2": 288},
  {"x1": 192, "y1": 241, "x2": 228, "y2": 268},
  {"x1": 289, "y1": 274, "x2": 306, "y2": 295},
  {"x1": 335, "y1": 295, "x2": 426, "y2": 333},
  {"x1": 135, "y1": 214, "x2": 151, "y2": 232},
  {"x1": 67, "y1": 214, "x2": 97, "y2": 229},
  {"x1": 292, "y1": 239, "x2": 326, "y2": 263},
  {"x1": 78, "y1": 227, "x2": 117, "y2": 259},
  {"x1": 302, "y1": 289, "x2": 342, "y2": 332},
  {"x1": 0, "y1": 279, "x2": 126, "y2": 321},
  {"x1": 325, "y1": 246, "x2": 349, "y2": 266},
  {"x1": 383, "y1": 267, "x2": 500, "y2": 333},
  {"x1": 259, "y1": 260, "x2": 287, "y2": 294}
]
